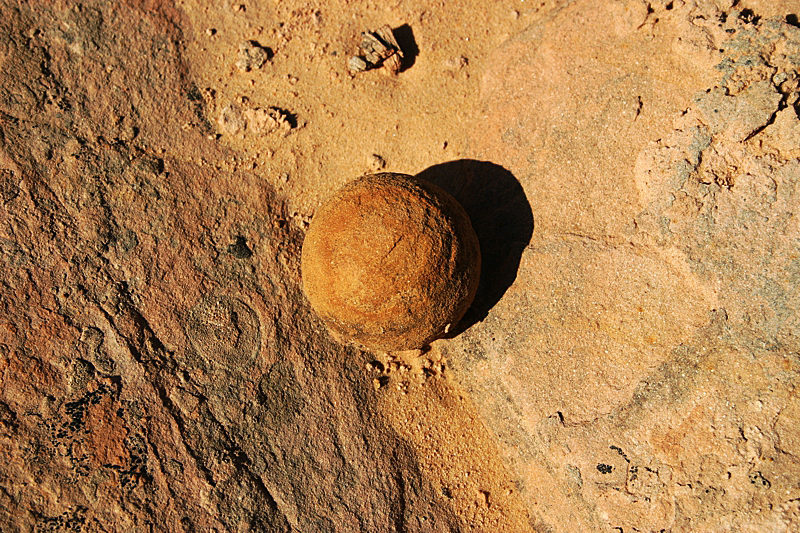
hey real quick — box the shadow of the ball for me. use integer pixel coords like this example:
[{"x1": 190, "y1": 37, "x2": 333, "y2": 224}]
[{"x1": 417, "y1": 159, "x2": 534, "y2": 339}]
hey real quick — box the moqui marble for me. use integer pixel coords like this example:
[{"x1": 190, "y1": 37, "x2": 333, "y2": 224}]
[{"x1": 301, "y1": 173, "x2": 481, "y2": 351}]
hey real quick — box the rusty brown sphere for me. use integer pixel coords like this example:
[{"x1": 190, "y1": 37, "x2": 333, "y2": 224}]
[{"x1": 301, "y1": 173, "x2": 481, "y2": 351}]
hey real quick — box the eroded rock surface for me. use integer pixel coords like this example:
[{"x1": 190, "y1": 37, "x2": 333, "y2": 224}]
[
  {"x1": 442, "y1": 1, "x2": 800, "y2": 531},
  {"x1": 2, "y1": 0, "x2": 800, "y2": 532},
  {"x1": 0, "y1": 2, "x2": 463, "y2": 531}
]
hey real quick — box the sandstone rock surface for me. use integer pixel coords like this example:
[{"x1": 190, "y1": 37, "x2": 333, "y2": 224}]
[
  {"x1": 439, "y1": 1, "x2": 800, "y2": 531},
  {"x1": 1, "y1": 0, "x2": 799, "y2": 531},
  {"x1": 0, "y1": 2, "x2": 465, "y2": 531}
]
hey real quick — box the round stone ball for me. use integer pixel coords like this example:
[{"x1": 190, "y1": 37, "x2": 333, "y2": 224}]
[{"x1": 301, "y1": 172, "x2": 481, "y2": 351}]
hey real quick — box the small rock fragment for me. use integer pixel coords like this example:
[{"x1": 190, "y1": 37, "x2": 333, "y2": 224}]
[
  {"x1": 348, "y1": 25, "x2": 404, "y2": 75},
  {"x1": 368, "y1": 154, "x2": 386, "y2": 171},
  {"x1": 244, "y1": 107, "x2": 294, "y2": 136},
  {"x1": 217, "y1": 103, "x2": 246, "y2": 135},
  {"x1": 236, "y1": 40, "x2": 271, "y2": 72},
  {"x1": 218, "y1": 103, "x2": 295, "y2": 137},
  {"x1": 348, "y1": 56, "x2": 368, "y2": 72},
  {"x1": 443, "y1": 56, "x2": 468, "y2": 69}
]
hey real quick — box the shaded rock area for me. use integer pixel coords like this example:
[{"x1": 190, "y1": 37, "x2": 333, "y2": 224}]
[
  {"x1": 2, "y1": 0, "x2": 800, "y2": 532},
  {"x1": 0, "y1": 2, "x2": 462, "y2": 531}
]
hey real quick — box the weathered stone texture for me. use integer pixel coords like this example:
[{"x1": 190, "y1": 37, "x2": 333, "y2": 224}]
[
  {"x1": 0, "y1": 2, "x2": 462, "y2": 531},
  {"x1": 2, "y1": 0, "x2": 800, "y2": 532},
  {"x1": 442, "y1": 1, "x2": 800, "y2": 531}
]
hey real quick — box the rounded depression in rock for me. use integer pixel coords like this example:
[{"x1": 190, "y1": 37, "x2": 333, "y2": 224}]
[{"x1": 301, "y1": 172, "x2": 481, "y2": 351}]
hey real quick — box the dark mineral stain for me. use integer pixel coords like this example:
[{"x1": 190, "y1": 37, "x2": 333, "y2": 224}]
[{"x1": 597, "y1": 464, "x2": 613, "y2": 474}]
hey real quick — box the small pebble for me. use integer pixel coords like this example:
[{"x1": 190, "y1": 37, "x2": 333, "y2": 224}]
[
  {"x1": 443, "y1": 56, "x2": 468, "y2": 69},
  {"x1": 348, "y1": 56, "x2": 368, "y2": 72},
  {"x1": 217, "y1": 104, "x2": 246, "y2": 135},
  {"x1": 236, "y1": 40, "x2": 271, "y2": 72},
  {"x1": 368, "y1": 154, "x2": 386, "y2": 171}
]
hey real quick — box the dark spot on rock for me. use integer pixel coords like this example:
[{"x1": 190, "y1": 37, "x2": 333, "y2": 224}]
[
  {"x1": 749, "y1": 471, "x2": 771, "y2": 488},
  {"x1": 609, "y1": 445, "x2": 630, "y2": 462},
  {"x1": 228, "y1": 236, "x2": 253, "y2": 259},
  {"x1": 181, "y1": 516, "x2": 196, "y2": 533},
  {"x1": 738, "y1": 9, "x2": 760, "y2": 25},
  {"x1": 597, "y1": 464, "x2": 613, "y2": 474},
  {"x1": 0, "y1": 401, "x2": 18, "y2": 431},
  {"x1": 0, "y1": 169, "x2": 20, "y2": 204},
  {"x1": 186, "y1": 85, "x2": 203, "y2": 102}
]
